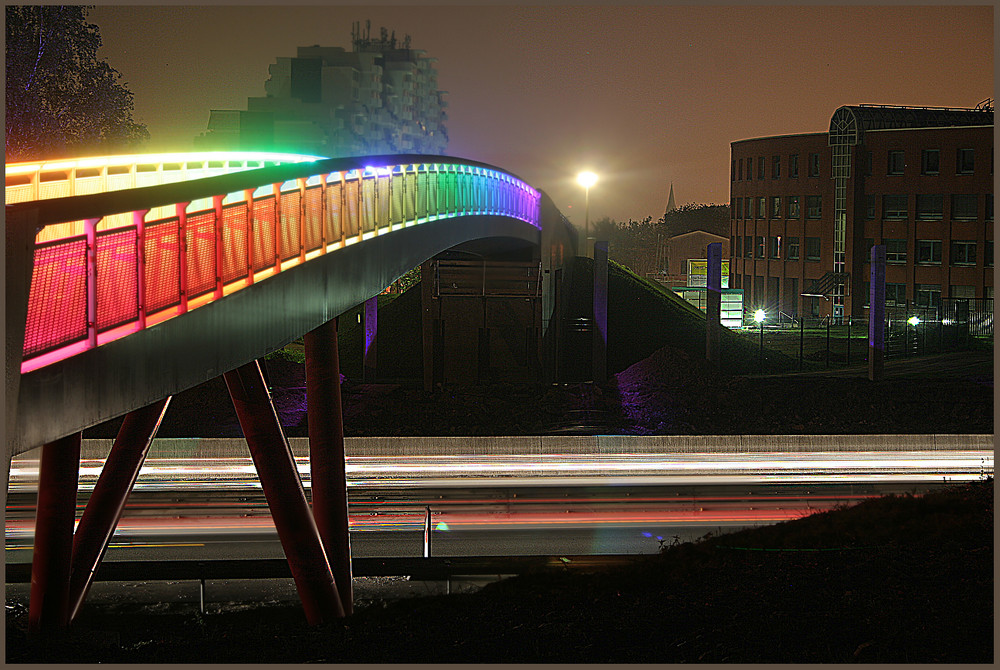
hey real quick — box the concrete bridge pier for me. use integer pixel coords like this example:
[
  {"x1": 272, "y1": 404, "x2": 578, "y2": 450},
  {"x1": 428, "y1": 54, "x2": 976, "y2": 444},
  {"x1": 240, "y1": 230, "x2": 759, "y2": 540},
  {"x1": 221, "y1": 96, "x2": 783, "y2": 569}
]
[
  {"x1": 67, "y1": 397, "x2": 172, "y2": 623},
  {"x1": 304, "y1": 317, "x2": 353, "y2": 615},
  {"x1": 28, "y1": 433, "x2": 81, "y2": 634},
  {"x1": 224, "y1": 360, "x2": 345, "y2": 624}
]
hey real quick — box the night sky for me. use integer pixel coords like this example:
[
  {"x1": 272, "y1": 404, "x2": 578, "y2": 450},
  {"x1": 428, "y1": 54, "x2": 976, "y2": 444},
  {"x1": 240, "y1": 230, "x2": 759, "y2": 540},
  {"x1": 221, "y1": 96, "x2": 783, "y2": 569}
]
[{"x1": 86, "y1": 4, "x2": 992, "y2": 227}]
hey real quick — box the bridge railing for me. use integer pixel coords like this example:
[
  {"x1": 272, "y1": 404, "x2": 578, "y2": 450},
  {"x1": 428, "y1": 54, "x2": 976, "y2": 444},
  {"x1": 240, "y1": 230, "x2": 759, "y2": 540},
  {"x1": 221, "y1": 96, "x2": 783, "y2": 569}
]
[{"x1": 9, "y1": 154, "x2": 542, "y2": 374}]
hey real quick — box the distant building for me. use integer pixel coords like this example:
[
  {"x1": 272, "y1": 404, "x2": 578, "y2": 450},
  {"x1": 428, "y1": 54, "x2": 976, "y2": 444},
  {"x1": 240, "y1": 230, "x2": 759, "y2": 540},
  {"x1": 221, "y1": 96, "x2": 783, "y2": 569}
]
[
  {"x1": 665, "y1": 230, "x2": 728, "y2": 283},
  {"x1": 195, "y1": 22, "x2": 448, "y2": 157},
  {"x1": 730, "y1": 103, "x2": 993, "y2": 319}
]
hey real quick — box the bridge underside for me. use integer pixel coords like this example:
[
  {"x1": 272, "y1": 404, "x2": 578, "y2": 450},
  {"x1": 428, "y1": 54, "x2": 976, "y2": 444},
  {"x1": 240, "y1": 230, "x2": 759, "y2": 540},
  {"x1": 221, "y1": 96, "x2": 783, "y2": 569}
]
[{"x1": 12, "y1": 215, "x2": 540, "y2": 456}]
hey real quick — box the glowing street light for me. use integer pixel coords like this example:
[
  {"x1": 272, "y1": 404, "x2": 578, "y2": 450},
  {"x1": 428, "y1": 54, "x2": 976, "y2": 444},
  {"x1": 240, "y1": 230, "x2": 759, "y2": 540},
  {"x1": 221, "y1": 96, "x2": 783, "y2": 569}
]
[
  {"x1": 907, "y1": 316, "x2": 921, "y2": 326},
  {"x1": 577, "y1": 171, "x2": 598, "y2": 257}
]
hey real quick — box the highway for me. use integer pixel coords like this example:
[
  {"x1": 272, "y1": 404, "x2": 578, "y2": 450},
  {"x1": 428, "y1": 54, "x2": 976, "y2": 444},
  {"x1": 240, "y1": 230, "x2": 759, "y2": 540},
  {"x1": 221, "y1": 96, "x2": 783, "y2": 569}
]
[{"x1": 6, "y1": 447, "x2": 990, "y2": 563}]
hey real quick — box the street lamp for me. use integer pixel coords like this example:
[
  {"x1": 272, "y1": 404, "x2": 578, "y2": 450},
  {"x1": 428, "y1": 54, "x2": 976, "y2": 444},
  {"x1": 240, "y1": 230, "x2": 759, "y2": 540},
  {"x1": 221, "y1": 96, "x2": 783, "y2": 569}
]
[
  {"x1": 577, "y1": 171, "x2": 598, "y2": 257},
  {"x1": 754, "y1": 309, "x2": 766, "y2": 371}
]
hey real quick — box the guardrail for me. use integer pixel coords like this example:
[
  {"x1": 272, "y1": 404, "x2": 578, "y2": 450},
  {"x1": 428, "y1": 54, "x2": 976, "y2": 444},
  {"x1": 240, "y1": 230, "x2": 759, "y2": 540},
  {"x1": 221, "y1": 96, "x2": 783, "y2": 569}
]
[
  {"x1": 5, "y1": 555, "x2": 648, "y2": 584},
  {"x1": 9, "y1": 153, "x2": 542, "y2": 374}
]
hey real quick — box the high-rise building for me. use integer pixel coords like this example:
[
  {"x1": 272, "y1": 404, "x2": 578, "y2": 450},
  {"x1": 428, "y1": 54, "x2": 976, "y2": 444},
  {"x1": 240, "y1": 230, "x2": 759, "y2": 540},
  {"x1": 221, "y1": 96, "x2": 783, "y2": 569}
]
[
  {"x1": 730, "y1": 103, "x2": 993, "y2": 320},
  {"x1": 195, "y1": 23, "x2": 448, "y2": 157}
]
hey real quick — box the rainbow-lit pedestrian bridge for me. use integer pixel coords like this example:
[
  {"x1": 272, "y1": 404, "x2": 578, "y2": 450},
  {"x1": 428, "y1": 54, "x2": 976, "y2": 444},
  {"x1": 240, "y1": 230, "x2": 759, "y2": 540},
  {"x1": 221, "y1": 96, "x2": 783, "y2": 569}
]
[{"x1": 7, "y1": 151, "x2": 571, "y2": 457}]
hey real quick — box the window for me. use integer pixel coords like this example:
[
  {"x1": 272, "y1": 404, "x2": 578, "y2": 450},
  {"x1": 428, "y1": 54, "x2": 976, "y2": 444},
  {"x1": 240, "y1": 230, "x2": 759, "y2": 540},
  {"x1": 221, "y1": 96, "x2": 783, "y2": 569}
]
[
  {"x1": 951, "y1": 194, "x2": 977, "y2": 221},
  {"x1": 789, "y1": 154, "x2": 799, "y2": 178},
  {"x1": 758, "y1": 197, "x2": 766, "y2": 219},
  {"x1": 886, "y1": 283, "x2": 906, "y2": 306},
  {"x1": 744, "y1": 198, "x2": 753, "y2": 219},
  {"x1": 806, "y1": 237, "x2": 821, "y2": 261},
  {"x1": 862, "y1": 281, "x2": 870, "y2": 306},
  {"x1": 769, "y1": 236, "x2": 781, "y2": 258},
  {"x1": 758, "y1": 157, "x2": 765, "y2": 179},
  {"x1": 808, "y1": 153, "x2": 820, "y2": 177},
  {"x1": 862, "y1": 238, "x2": 875, "y2": 261},
  {"x1": 921, "y1": 149, "x2": 940, "y2": 175},
  {"x1": 885, "y1": 239, "x2": 907, "y2": 264},
  {"x1": 744, "y1": 235, "x2": 753, "y2": 258},
  {"x1": 887, "y1": 150, "x2": 905, "y2": 175},
  {"x1": 734, "y1": 198, "x2": 741, "y2": 218},
  {"x1": 882, "y1": 194, "x2": 907, "y2": 219},
  {"x1": 770, "y1": 196, "x2": 781, "y2": 218},
  {"x1": 950, "y1": 240, "x2": 977, "y2": 265},
  {"x1": 756, "y1": 236, "x2": 765, "y2": 258},
  {"x1": 772, "y1": 155, "x2": 780, "y2": 179},
  {"x1": 950, "y1": 285, "x2": 976, "y2": 300},
  {"x1": 738, "y1": 160, "x2": 743, "y2": 181},
  {"x1": 864, "y1": 151, "x2": 873, "y2": 176},
  {"x1": 915, "y1": 283, "x2": 941, "y2": 308},
  {"x1": 732, "y1": 161, "x2": 737, "y2": 181},
  {"x1": 787, "y1": 196, "x2": 800, "y2": 219},
  {"x1": 915, "y1": 194, "x2": 943, "y2": 221},
  {"x1": 735, "y1": 236, "x2": 742, "y2": 257},
  {"x1": 866, "y1": 194, "x2": 876, "y2": 219},
  {"x1": 986, "y1": 194, "x2": 993, "y2": 221},
  {"x1": 746, "y1": 157, "x2": 753, "y2": 180},
  {"x1": 916, "y1": 239, "x2": 942, "y2": 264},
  {"x1": 986, "y1": 240, "x2": 993, "y2": 267},
  {"x1": 957, "y1": 148, "x2": 974, "y2": 174},
  {"x1": 806, "y1": 195, "x2": 822, "y2": 219},
  {"x1": 786, "y1": 237, "x2": 799, "y2": 260}
]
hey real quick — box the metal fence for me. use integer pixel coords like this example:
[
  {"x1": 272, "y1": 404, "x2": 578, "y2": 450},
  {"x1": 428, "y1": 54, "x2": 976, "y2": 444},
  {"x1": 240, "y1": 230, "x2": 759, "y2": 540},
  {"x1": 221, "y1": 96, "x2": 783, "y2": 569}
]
[{"x1": 741, "y1": 298, "x2": 992, "y2": 372}]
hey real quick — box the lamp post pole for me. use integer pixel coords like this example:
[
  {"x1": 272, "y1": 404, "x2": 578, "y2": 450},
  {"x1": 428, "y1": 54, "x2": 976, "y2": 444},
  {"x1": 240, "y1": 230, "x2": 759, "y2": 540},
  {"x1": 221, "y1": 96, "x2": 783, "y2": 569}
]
[{"x1": 577, "y1": 171, "x2": 598, "y2": 258}]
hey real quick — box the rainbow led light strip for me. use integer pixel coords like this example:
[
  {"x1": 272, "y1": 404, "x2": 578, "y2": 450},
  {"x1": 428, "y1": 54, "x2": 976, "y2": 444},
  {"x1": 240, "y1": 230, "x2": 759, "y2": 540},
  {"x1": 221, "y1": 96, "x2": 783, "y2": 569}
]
[{"x1": 11, "y1": 152, "x2": 542, "y2": 374}]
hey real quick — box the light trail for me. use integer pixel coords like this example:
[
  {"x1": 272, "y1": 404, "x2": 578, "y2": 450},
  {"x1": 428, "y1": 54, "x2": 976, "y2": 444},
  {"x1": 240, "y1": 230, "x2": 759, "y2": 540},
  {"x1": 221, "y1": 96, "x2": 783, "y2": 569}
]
[{"x1": 8, "y1": 450, "x2": 991, "y2": 491}]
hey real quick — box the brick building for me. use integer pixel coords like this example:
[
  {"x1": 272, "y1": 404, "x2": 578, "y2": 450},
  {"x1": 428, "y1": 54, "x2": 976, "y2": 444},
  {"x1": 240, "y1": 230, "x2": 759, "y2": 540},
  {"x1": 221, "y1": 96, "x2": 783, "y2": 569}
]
[{"x1": 730, "y1": 104, "x2": 993, "y2": 320}]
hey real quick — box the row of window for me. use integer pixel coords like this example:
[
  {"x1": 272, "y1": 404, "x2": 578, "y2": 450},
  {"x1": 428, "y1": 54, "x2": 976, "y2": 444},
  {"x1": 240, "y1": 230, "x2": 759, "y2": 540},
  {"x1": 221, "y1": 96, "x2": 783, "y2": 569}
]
[
  {"x1": 866, "y1": 193, "x2": 993, "y2": 221},
  {"x1": 732, "y1": 276, "x2": 989, "y2": 310},
  {"x1": 732, "y1": 147, "x2": 985, "y2": 181},
  {"x1": 732, "y1": 235, "x2": 994, "y2": 266},
  {"x1": 731, "y1": 193, "x2": 993, "y2": 221},
  {"x1": 732, "y1": 153, "x2": 821, "y2": 181},
  {"x1": 734, "y1": 235, "x2": 820, "y2": 261},
  {"x1": 861, "y1": 239, "x2": 993, "y2": 266},
  {"x1": 731, "y1": 195, "x2": 822, "y2": 220}
]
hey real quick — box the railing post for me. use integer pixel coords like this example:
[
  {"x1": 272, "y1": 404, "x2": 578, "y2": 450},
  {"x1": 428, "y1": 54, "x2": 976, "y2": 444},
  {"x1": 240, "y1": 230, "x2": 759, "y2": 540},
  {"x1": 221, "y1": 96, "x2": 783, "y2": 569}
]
[
  {"x1": 244, "y1": 189, "x2": 255, "y2": 285},
  {"x1": 134, "y1": 209, "x2": 149, "y2": 330},
  {"x1": 176, "y1": 202, "x2": 189, "y2": 314},
  {"x1": 84, "y1": 217, "x2": 101, "y2": 349},
  {"x1": 272, "y1": 183, "x2": 282, "y2": 272},
  {"x1": 298, "y1": 178, "x2": 307, "y2": 263},
  {"x1": 213, "y1": 194, "x2": 225, "y2": 299},
  {"x1": 318, "y1": 174, "x2": 328, "y2": 252}
]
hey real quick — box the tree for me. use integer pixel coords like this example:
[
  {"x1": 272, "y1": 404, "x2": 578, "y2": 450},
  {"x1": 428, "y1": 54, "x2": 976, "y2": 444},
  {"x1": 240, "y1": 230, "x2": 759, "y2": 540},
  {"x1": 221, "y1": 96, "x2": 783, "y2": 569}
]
[
  {"x1": 660, "y1": 203, "x2": 731, "y2": 238},
  {"x1": 5, "y1": 5, "x2": 148, "y2": 161}
]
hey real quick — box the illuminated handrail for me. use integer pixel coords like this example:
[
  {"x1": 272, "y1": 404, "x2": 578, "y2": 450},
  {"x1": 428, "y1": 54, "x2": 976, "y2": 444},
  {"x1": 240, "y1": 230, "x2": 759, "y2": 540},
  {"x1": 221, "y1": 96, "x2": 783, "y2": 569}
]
[
  {"x1": 5, "y1": 151, "x2": 326, "y2": 242},
  {"x1": 9, "y1": 153, "x2": 542, "y2": 374}
]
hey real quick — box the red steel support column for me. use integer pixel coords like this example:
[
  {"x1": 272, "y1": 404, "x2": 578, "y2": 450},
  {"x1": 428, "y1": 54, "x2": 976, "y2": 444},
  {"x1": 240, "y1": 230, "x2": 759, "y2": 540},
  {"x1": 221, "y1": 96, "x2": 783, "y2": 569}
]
[
  {"x1": 304, "y1": 317, "x2": 353, "y2": 615},
  {"x1": 29, "y1": 433, "x2": 81, "y2": 634},
  {"x1": 223, "y1": 361, "x2": 344, "y2": 623},
  {"x1": 67, "y1": 398, "x2": 171, "y2": 623}
]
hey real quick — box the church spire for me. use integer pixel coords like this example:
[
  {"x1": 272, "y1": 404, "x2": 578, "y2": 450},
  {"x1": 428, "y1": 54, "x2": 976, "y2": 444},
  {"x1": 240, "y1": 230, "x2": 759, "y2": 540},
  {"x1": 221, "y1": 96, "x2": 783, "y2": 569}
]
[{"x1": 664, "y1": 182, "x2": 677, "y2": 215}]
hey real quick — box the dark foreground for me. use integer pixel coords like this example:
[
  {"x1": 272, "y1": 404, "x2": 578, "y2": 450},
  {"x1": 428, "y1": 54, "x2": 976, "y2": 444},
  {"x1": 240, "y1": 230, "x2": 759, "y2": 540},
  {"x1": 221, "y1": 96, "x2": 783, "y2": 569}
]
[{"x1": 6, "y1": 479, "x2": 992, "y2": 663}]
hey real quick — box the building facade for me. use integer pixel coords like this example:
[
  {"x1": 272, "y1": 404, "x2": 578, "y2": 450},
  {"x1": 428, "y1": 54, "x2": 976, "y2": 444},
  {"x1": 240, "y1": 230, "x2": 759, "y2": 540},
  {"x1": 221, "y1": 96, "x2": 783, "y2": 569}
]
[
  {"x1": 730, "y1": 104, "x2": 993, "y2": 320},
  {"x1": 195, "y1": 24, "x2": 448, "y2": 158}
]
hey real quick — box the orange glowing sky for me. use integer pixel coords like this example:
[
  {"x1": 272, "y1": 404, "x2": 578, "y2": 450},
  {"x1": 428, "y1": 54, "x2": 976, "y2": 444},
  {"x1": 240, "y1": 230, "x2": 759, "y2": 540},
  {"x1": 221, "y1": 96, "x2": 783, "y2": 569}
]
[{"x1": 87, "y1": 4, "x2": 993, "y2": 226}]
